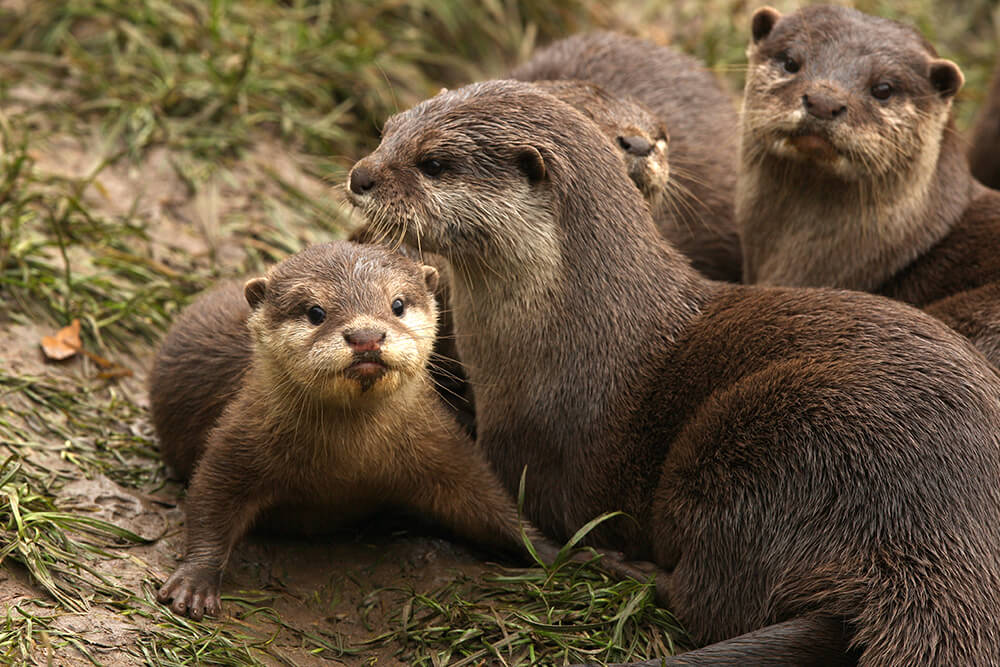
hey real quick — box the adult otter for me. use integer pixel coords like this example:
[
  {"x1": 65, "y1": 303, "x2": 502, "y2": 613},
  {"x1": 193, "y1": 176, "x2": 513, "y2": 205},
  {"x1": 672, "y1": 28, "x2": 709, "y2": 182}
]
[
  {"x1": 151, "y1": 242, "x2": 563, "y2": 619},
  {"x1": 739, "y1": 5, "x2": 1000, "y2": 366},
  {"x1": 511, "y1": 32, "x2": 742, "y2": 282},
  {"x1": 347, "y1": 79, "x2": 1000, "y2": 664},
  {"x1": 350, "y1": 78, "x2": 672, "y2": 435}
]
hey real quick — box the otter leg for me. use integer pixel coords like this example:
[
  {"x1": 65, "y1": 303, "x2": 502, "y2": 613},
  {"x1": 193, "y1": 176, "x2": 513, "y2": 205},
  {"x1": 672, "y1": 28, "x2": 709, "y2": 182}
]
[
  {"x1": 399, "y1": 433, "x2": 567, "y2": 564},
  {"x1": 157, "y1": 436, "x2": 274, "y2": 620},
  {"x1": 573, "y1": 616, "x2": 854, "y2": 666}
]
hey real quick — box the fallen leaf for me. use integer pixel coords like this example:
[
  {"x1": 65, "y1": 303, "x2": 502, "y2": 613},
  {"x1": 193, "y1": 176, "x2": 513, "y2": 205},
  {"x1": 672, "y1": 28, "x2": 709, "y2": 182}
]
[{"x1": 40, "y1": 319, "x2": 81, "y2": 361}]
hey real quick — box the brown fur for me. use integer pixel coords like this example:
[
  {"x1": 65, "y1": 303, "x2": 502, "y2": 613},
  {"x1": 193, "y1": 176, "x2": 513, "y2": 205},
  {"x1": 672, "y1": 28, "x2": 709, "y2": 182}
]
[
  {"x1": 738, "y1": 5, "x2": 1000, "y2": 367},
  {"x1": 345, "y1": 228, "x2": 477, "y2": 436},
  {"x1": 347, "y1": 79, "x2": 1000, "y2": 665},
  {"x1": 511, "y1": 32, "x2": 742, "y2": 282},
  {"x1": 349, "y1": 78, "x2": 673, "y2": 434},
  {"x1": 150, "y1": 284, "x2": 253, "y2": 479},
  {"x1": 533, "y1": 80, "x2": 670, "y2": 203},
  {"x1": 151, "y1": 241, "x2": 560, "y2": 619},
  {"x1": 969, "y1": 54, "x2": 1000, "y2": 189}
]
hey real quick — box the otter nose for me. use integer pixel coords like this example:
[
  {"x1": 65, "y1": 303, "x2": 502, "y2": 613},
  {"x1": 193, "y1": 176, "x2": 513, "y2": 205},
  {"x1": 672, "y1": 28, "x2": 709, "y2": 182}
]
[
  {"x1": 617, "y1": 135, "x2": 654, "y2": 157},
  {"x1": 802, "y1": 93, "x2": 846, "y2": 121},
  {"x1": 344, "y1": 328, "x2": 386, "y2": 352},
  {"x1": 349, "y1": 166, "x2": 375, "y2": 195}
]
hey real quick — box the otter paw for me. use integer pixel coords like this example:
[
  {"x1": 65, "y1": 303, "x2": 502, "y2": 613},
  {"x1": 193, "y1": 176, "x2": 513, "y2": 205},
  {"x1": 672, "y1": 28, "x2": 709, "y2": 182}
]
[{"x1": 157, "y1": 565, "x2": 222, "y2": 620}]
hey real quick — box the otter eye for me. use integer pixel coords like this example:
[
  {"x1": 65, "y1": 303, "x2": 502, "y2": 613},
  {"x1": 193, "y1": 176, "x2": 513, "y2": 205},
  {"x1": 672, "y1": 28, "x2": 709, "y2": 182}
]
[
  {"x1": 418, "y1": 158, "x2": 444, "y2": 177},
  {"x1": 871, "y1": 82, "x2": 893, "y2": 100},
  {"x1": 391, "y1": 298, "x2": 405, "y2": 317},
  {"x1": 306, "y1": 305, "x2": 326, "y2": 325},
  {"x1": 778, "y1": 52, "x2": 800, "y2": 73}
]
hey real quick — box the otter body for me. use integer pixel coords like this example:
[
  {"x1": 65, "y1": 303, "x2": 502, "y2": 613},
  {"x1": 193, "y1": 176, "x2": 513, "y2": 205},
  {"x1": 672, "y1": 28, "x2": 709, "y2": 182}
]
[
  {"x1": 738, "y1": 5, "x2": 1000, "y2": 367},
  {"x1": 151, "y1": 242, "x2": 558, "y2": 619},
  {"x1": 511, "y1": 32, "x2": 741, "y2": 282},
  {"x1": 970, "y1": 55, "x2": 1000, "y2": 189},
  {"x1": 348, "y1": 80, "x2": 1000, "y2": 665}
]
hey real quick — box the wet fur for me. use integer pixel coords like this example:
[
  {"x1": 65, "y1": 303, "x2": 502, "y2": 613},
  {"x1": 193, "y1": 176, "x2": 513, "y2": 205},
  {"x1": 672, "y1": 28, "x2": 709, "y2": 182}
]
[
  {"x1": 151, "y1": 241, "x2": 556, "y2": 619},
  {"x1": 511, "y1": 31, "x2": 742, "y2": 282},
  {"x1": 348, "y1": 79, "x2": 1000, "y2": 665},
  {"x1": 739, "y1": 5, "x2": 1000, "y2": 367}
]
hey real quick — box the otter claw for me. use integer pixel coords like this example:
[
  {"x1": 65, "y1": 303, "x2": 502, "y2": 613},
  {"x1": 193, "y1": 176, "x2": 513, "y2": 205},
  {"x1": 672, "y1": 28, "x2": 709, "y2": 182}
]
[{"x1": 158, "y1": 565, "x2": 222, "y2": 619}]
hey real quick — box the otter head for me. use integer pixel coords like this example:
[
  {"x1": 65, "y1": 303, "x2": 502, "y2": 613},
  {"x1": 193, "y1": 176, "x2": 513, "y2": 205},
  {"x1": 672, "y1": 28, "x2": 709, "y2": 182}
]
[
  {"x1": 743, "y1": 5, "x2": 963, "y2": 181},
  {"x1": 534, "y1": 80, "x2": 670, "y2": 201},
  {"x1": 244, "y1": 241, "x2": 438, "y2": 405},
  {"x1": 345, "y1": 80, "x2": 642, "y2": 286}
]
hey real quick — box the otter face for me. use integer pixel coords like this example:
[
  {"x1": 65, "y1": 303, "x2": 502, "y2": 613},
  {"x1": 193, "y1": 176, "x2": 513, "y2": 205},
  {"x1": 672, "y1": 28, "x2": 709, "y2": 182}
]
[
  {"x1": 534, "y1": 80, "x2": 670, "y2": 201},
  {"x1": 742, "y1": 5, "x2": 963, "y2": 181},
  {"x1": 345, "y1": 84, "x2": 562, "y2": 268},
  {"x1": 245, "y1": 242, "x2": 438, "y2": 405}
]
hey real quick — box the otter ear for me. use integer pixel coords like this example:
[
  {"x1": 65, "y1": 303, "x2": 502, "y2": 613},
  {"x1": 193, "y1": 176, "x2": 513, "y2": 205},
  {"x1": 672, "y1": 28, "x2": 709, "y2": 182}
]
[
  {"x1": 751, "y1": 7, "x2": 782, "y2": 43},
  {"x1": 516, "y1": 146, "x2": 546, "y2": 185},
  {"x1": 929, "y1": 59, "x2": 964, "y2": 99},
  {"x1": 421, "y1": 265, "x2": 439, "y2": 293},
  {"x1": 244, "y1": 277, "x2": 268, "y2": 310}
]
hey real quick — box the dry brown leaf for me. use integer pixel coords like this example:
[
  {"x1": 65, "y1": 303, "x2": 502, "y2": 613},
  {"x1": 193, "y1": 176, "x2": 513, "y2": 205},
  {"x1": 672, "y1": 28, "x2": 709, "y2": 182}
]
[{"x1": 40, "y1": 319, "x2": 81, "y2": 361}]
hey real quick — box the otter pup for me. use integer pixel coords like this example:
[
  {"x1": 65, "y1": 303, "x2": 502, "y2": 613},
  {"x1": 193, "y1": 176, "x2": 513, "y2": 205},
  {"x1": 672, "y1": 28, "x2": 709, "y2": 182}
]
[
  {"x1": 347, "y1": 80, "x2": 1000, "y2": 664},
  {"x1": 969, "y1": 55, "x2": 1000, "y2": 189},
  {"x1": 739, "y1": 5, "x2": 1000, "y2": 367},
  {"x1": 151, "y1": 242, "x2": 562, "y2": 620},
  {"x1": 511, "y1": 32, "x2": 742, "y2": 282}
]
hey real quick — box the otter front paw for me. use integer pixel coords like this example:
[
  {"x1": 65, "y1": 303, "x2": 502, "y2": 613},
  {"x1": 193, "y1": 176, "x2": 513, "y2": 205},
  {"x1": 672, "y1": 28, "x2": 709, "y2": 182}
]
[{"x1": 157, "y1": 564, "x2": 222, "y2": 619}]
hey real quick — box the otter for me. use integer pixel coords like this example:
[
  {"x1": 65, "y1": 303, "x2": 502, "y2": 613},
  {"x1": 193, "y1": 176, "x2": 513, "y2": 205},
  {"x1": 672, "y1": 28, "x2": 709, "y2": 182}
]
[
  {"x1": 511, "y1": 32, "x2": 742, "y2": 282},
  {"x1": 738, "y1": 5, "x2": 1000, "y2": 367},
  {"x1": 151, "y1": 242, "x2": 566, "y2": 620},
  {"x1": 347, "y1": 79, "x2": 1000, "y2": 664},
  {"x1": 969, "y1": 55, "x2": 1000, "y2": 190},
  {"x1": 350, "y1": 78, "x2": 672, "y2": 435}
]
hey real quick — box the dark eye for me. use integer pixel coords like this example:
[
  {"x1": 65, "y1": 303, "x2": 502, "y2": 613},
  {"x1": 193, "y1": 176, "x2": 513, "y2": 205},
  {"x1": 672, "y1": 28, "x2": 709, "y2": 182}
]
[
  {"x1": 871, "y1": 82, "x2": 893, "y2": 100},
  {"x1": 418, "y1": 159, "x2": 444, "y2": 177},
  {"x1": 778, "y1": 52, "x2": 800, "y2": 73},
  {"x1": 307, "y1": 305, "x2": 326, "y2": 325},
  {"x1": 391, "y1": 298, "x2": 405, "y2": 317}
]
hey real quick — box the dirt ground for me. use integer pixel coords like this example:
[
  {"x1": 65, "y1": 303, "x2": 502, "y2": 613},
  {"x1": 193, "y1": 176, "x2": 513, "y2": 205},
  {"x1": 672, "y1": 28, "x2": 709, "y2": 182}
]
[{"x1": 0, "y1": 126, "x2": 535, "y2": 666}]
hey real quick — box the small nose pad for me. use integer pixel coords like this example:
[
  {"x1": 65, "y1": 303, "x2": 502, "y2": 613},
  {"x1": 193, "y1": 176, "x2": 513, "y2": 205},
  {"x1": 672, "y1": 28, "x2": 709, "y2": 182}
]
[
  {"x1": 349, "y1": 166, "x2": 376, "y2": 195},
  {"x1": 344, "y1": 328, "x2": 386, "y2": 352},
  {"x1": 802, "y1": 93, "x2": 847, "y2": 121},
  {"x1": 617, "y1": 135, "x2": 655, "y2": 157}
]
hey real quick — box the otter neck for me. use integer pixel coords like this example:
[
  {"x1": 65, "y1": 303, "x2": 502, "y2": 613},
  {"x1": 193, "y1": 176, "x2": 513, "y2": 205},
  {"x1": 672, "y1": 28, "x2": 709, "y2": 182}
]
[
  {"x1": 448, "y1": 168, "x2": 711, "y2": 537},
  {"x1": 739, "y1": 123, "x2": 976, "y2": 290}
]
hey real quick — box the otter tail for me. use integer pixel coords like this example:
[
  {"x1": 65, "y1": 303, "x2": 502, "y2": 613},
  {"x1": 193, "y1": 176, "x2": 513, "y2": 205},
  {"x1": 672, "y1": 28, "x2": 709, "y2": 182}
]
[{"x1": 577, "y1": 616, "x2": 855, "y2": 666}]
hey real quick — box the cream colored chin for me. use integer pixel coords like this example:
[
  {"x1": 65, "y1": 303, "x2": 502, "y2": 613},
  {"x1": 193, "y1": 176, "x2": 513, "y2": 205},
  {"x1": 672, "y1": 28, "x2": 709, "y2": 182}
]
[
  {"x1": 312, "y1": 369, "x2": 408, "y2": 405},
  {"x1": 768, "y1": 136, "x2": 859, "y2": 179}
]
